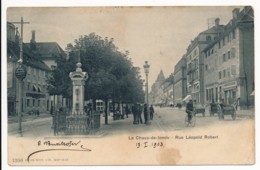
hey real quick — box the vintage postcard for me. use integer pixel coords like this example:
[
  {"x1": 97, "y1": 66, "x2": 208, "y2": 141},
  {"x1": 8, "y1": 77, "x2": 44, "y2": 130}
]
[{"x1": 3, "y1": 3, "x2": 257, "y2": 168}]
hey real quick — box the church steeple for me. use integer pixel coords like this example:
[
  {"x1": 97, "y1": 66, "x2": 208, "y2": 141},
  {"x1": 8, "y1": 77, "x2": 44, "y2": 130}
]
[{"x1": 156, "y1": 69, "x2": 165, "y2": 83}]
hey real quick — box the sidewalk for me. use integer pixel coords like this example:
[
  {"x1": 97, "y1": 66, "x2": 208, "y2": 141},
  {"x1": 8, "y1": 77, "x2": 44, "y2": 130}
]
[
  {"x1": 99, "y1": 113, "x2": 160, "y2": 137},
  {"x1": 235, "y1": 108, "x2": 255, "y2": 119},
  {"x1": 8, "y1": 112, "x2": 52, "y2": 124}
]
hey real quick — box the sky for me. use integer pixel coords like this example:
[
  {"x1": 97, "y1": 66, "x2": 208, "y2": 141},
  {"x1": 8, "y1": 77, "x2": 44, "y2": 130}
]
[{"x1": 7, "y1": 6, "x2": 239, "y2": 90}]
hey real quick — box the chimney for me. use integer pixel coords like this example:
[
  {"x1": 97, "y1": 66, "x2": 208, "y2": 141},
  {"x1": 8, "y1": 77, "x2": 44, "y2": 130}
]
[
  {"x1": 15, "y1": 27, "x2": 20, "y2": 44},
  {"x1": 30, "y1": 30, "x2": 36, "y2": 50},
  {"x1": 232, "y1": 8, "x2": 240, "y2": 19},
  {"x1": 215, "y1": 18, "x2": 220, "y2": 27}
]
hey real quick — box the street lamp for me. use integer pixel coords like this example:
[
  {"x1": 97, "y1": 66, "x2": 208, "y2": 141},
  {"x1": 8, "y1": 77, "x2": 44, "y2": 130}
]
[
  {"x1": 143, "y1": 61, "x2": 151, "y2": 125},
  {"x1": 12, "y1": 17, "x2": 29, "y2": 136}
]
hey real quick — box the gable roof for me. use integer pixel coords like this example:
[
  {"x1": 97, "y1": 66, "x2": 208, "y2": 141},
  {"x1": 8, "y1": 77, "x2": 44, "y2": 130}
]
[
  {"x1": 202, "y1": 6, "x2": 254, "y2": 52},
  {"x1": 8, "y1": 40, "x2": 51, "y2": 71},
  {"x1": 24, "y1": 42, "x2": 66, "y2": 59}
]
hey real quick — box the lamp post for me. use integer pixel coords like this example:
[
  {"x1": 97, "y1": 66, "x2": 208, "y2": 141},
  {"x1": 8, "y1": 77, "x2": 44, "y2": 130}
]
[
  {"x1": 12, "y1": 17, "x2": 29, "y2": 136},
  {"x1": 143, "y1": 61, "x2": 151, "y2": 125}
]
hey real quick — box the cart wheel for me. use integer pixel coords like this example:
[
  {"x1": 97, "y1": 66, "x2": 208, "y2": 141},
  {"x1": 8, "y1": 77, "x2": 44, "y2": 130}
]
[
  {"x1": 218, "y1": 112, "x2": 224, "y2": 120},
  {"x1": 218, "y1": 112, "x2": 221, "y2": 120},
  {"x1": 232, "y1": 112, "x2": 236, "y2": 120},
  {"x1": 185, "y1": 116, "x2": 189, "y2": 126},
  {"x1": 232, "y1": 114, "x2": 236, "y2": 120},
  {"x1": 232, "y1": 106, "x2": 236, "y2": 120},
  {"x1": 191, "y1": 116, "x2": 196, "y2": 127}
]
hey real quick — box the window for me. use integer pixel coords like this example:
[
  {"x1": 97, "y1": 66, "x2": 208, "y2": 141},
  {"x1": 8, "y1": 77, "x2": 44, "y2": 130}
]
[
  {"x1": 205, "y1": 65, "x2": 208, "y2": 71},
  {"x1": 27, "y1": 99, "x2": 30, "y2": 107},
  {"x1": 231, "y1": 65, "x2": 236, "y2": 75},
  {"x1": 231, "y1": 48, "x2": 235, "y2": 58},
  {"x1": 206, "y1": 36, "x2": 212, "y2": 41},
  {"x1": 227, "y1": 34, "x2": 230, "y2": 43},
  {"x1": 223, "y1": 54, "x2": 226, "y2": 62},
  {"x1": 223, "y1": 70, "x2": 226, "y2": 77},
  {"x1": 218, "y1": 41, "x2": 221, "y2": 49},
  {"x1": 228, "y1": 51, "x2": 231, "y2": 59},
  {"x1": 51, "y1": 65, "x2": 57, "y2": 70},
  {"x1": 219, "y1": 71, "x2": 222, "y2": 79},
  {"x1": 38, "y1": 100, "x2": 41, "y2": 107},
  {"x1": 211, "y1": 49, "x2": 213, "y2": 54},
  {"x1": 223, "y1": 38, "x2": 225, "y2": 46},
  {"x1": 194, "y1": 50, "x2": 197, "y2": 56},
  {"x1": 227, "y1": 68, "x2": 231, "y2": 78},
  {"x1": 232, "y1": 30, "x2": 236, "y2": 39},
  {"x1": 27, "y1": 67, "x2": 30, "y2": 75},
  {"x1": 33, "y1": 99, "x2": 35, "y2": 107},
  {"x1": 27, "y1": 83, "x2": 30, "y2": 91}
]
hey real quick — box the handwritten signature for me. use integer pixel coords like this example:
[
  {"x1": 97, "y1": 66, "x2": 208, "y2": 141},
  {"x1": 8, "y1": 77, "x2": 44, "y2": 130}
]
[{"x1": 27, "y1": 140, "x2": 91, "y2": 162}]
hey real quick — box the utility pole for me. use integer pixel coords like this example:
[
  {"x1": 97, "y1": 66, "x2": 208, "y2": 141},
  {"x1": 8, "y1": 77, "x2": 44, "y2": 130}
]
[{"x1": 11, "y1": 17, "x2": 30, "y2": 136}]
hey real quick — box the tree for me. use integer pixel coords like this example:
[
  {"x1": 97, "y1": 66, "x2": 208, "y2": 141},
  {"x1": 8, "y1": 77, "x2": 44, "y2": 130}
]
[{"x1": 47, "y1": 33, "x2": 144, "y2": 124}]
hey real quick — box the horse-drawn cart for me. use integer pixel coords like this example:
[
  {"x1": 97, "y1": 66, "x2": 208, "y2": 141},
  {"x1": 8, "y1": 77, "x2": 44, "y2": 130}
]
[
  {"x1": 194, "y1": 105, "x2": 205, "y2": 117},
  {"x1": 210, "y1": 103, "x2": 219, "y2": 116},
  {"x1": 218, "y1": 104, "x2": 236, "y2": 120}
]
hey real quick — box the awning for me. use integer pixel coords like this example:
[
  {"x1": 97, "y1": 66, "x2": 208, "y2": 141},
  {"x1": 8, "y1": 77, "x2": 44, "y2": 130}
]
[
  {"x1": 33, "y1": 85, "x2": 38, "y2": 91},
  {"x1": 183, "y1": 95, "x2": 192, "y2": 102},
  {"x1": 38, "y1": 86, "x2": 42, "y2": 92}
]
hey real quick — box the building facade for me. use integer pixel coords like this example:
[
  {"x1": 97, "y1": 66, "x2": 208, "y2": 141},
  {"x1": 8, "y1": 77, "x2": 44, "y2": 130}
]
[
  {"x1": 185, "y1": 18, "x2": 224, "y2": 105},
  {"x1": 25, "y1": 31, "x2": 68, "y2": 110},
  {"x1": 173, "y1": 56, "x2": 187, "y2": 106},
  {"x1": 149, "y1": 70, "x2": 165, "y2": 106},
  {"x1": 161, "y1": 74, "x2": 174, "y2": 107},
  {"x1": 7, "y1": 23, "x2": 51, "y2": 116},
  {"x1": 203, "y1": 7, "x2": 254, "y2": 109}
]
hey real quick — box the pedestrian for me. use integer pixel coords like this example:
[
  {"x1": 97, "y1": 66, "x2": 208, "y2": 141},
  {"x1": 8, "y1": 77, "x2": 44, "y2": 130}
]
[
  {"x1": 150, "y1": 104, "x2": 154, "y2": 120},
  {"x1": 132, "y1": 104, "x2": 138, "y2": 124},
  {"x1": 50, "y1": 106, "x2": 54, "y2": 115},
  {"x1": 137, "y1": 104, "x2": 143, "y2": 124},
  {"x1": 36, "y1": 110, "x2": 40, "y2": 117},
  {"x1": 143, "y1": 104, "x2": 148, "y2": 124},
  {"x1": 125, "y1": 105, "x2": 130, "y2": 118},
  {"x1": 186, "y1": 99, "x2": 194, "y2": 123}
]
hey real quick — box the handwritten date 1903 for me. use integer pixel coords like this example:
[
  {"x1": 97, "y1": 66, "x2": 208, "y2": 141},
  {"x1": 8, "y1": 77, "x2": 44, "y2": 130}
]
[{"x1": 136, "y1": 141, "x2": 164, "y2": 148}]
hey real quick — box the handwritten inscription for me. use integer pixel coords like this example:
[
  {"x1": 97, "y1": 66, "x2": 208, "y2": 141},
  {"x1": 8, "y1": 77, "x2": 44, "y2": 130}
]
[
  {"x1": 27, "y1": 140, "x2": 91, "y2": 162},
  {"x1": 136, "y1": 142, "x2": 164, "y2": 148},
  {"x1": 38, "y1": 140, "x2": 81, "y2": 147}
]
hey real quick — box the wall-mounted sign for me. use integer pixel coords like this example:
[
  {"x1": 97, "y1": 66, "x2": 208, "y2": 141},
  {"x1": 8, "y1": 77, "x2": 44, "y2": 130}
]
[{"x1": 15, "y1": 64, "x2": 27, "y2": 80}]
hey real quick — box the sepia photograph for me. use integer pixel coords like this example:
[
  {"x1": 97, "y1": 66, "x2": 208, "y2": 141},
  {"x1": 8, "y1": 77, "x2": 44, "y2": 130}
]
[{"x1": 2, "y1": 1, "x2": 258, "y2": 169}]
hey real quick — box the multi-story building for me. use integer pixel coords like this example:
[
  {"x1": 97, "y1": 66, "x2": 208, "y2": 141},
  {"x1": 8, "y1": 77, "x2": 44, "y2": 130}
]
[
  {"x1": 161, "y1": 74, "x2": 174, "y2": 107},
  {"x1": 7, "y1": 22, "x2": 51, "y2": 116},
  {"x1": 185, "y1": 18, "x2": 224, "y2": 105},
  {"x1": 24, "y1": 31, "x2": 68, "y2": 110},
  {"x1": 149, "y1": 70, "x2": 165, "y2": 106},
  {"x1": 173, "y1": 56, "x2": 187, "y2": 106},
  {"x1": 203, "y1": 7, "x2": 254, "y2": 109}
]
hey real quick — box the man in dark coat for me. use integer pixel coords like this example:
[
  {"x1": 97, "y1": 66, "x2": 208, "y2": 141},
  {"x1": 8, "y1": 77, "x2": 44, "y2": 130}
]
[
  {"x1": 132, "y1": 104, "x2": 138, "y2": 124},
  {"x1": 150, "y1": 105, "x2": 154, "y2": 120},
  {"x1": 186, "y1": 99, "x2": 194, "y2": 122},
  {"x1": 143, "y1": 104, "x2": 148, "y2": 124},
  {"x1": 137, "y1": 104, "x2": 143, "y2": 124}
]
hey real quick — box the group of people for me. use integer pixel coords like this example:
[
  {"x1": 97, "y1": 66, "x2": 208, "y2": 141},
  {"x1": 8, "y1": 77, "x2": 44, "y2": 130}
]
[{"x1": 132, "y1": 104, "x2": 154, "y2": 124}]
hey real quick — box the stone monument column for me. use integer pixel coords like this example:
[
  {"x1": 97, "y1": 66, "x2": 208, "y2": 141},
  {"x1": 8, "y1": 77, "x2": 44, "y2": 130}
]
[{"x1": 69, "y1": 62, "x2": 88, "y2": 115}]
